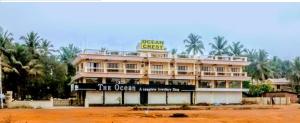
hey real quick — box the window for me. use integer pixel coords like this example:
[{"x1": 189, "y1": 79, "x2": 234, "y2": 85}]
[
  {"x1": 169, "y1": 80, "x2": 188, "y2": 85},
  {"x1": 107, "y1": 63, "x2": 120, "y2": 72},
  {"x1": 126, "y1": 64, "x2": 139, "y2": 73},
  {"x1": 86, "y1": 62, "x2": 100, "y2": 72},
  {"x1": 108, "y1": 63, "x2": 119, "y2": 68},
  {"x1": 216, "y1": 67, "x2": 224, "y2": 72},
  {"x1": 231, "y1": 67, "x2": 240, "y2": 72},
  {"x1": 86, "y1": 78, "x2": 103, "y2": 83},
  {"x1": 149, "y1": 79, "x2": 165, "y2": 85},
  {"x1": 198, "y1": 81, "x2": 211, "y2": 88},
  {"x1": 229, "y1": 81, "x2": 241, "y2": 88},
  {"x1": 125, "y1": 79, "x2": 139, "y2": 84},
  {"x1": 106, "y1": 78, "x2": 121, "y2": 84},
  {"x1": 201, "y1": 66, "x2": 211, "y2": 71},
  {"x1": 214, "y1": 81, "x2": 226, "y2": 88},
  {"x1": 151, "y1": 65, "x2": 164, "y2": 74},
  {"x1": 126, "y1": 64, "x2": 137, "y2": 69},
  {"x1": 152, "y1": 65, "x2": 163, "y2": 70},
  {"x1": 178, "y1": 66, "x2": 188, "y2": 71}
]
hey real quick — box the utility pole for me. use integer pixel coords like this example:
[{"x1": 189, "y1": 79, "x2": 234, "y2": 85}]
[{"x1": 0, "y1": 56, "x2": 3, "y2": 109}]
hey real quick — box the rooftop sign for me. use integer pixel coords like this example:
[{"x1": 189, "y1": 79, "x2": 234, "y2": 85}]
[{"x1": 139, "y1": 40, "x2": 165, "y2": 50}]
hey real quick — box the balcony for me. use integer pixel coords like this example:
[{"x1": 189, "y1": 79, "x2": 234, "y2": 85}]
[
  {"x1": 126, "y1": 69, "x2": 140, "y2": 74},
  {"x1": 200, "y1": 71, "x2": 250, "y2": 81},
  {"x1": 86, "y1": 67, "x2": 104, "y2": 73},
  {"x1": 177, "y1": 70, "x2": 194, "y2": 75},
  {"x1": 151, "y1": 70, "x2": 169, "y2": 75},
  {"x1": 201, "y1": 71, "x2": 247, "y2": 77},
  {"x1": 106, "y1": 68, "x2": 124, "y2": 73}
]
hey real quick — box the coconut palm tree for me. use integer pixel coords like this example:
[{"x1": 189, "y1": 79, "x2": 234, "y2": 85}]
[
  {"x1": 20, "y1": 31, "x2": 41, "y2": 55},
  {"x1": 39, "y1": 39, "x2": 55, "y2": 56},
  {"x1": 245, "y1": 49, "x2": 257, "y2": 62},
  {"x1": 229, "y1": 41, "x2": 246, "y2": 56},
  {"x1": 183, "y1": 33, "x2": 205, "y2": 56},
  {"x1": 246, "y1": 49, "x2": 273, "y2": 82},
  {"x1": 209, "y1": 36, "x2": 229, "y2": 56},
  {"x1": 171, "y1": 48, "x2": 177, "y2": 57},
  {"x1": 2, "y1": 43, "x2": 44, "y2": 99},
  {"x1": 59, "y1": 44, "x2": 80, "y2": 76},
  {"x1": 287, "y1": 57, "x2": 300, "y2": 92}
]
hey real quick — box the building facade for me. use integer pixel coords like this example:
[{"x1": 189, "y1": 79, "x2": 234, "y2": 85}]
[{"x1": 71, "y1": 40, "x2": 250, "y2": 106}]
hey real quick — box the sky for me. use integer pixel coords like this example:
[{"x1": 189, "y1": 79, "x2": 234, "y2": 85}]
[{"x1": 0, "y1": 3, "x2": 300, "y2": 59}]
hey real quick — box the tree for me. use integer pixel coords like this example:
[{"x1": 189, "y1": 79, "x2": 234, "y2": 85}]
[
  {"x1": 248, "y1": 83, "x2": 272, "y2": 97},
  {"x1": 20, "y1": 31, "x2": 42, "y2": 55},
  {"x1": 39, "y1": 39, "x2": 55, "y2": 56},
  {"x1": 59, "y1": 44, "x2": 80, "y2": 77},
  {"x1": 171, "y1": 48, "x2": 177, "y2": 56},
  {"x1": 183, "y1": 33, "x2": 205, "y2": 56},
  {"x1": 245, "y1": 49, "x2": 257, "y2": 62},
  {"x1": 229, "y1": 41, "x2": 246, "y2": 56},
  {"x1": 287, "y1": 57, "x2": 300, "y2": 93},
  {"x1": 2, "y1": 43, "x2": 44, "y2": 99},
  {"x1": 209, "y1": 36, "x2": 229, "y2": 56},
  {"x1": 246, "y1": 49, "x2": 273, "y2": 82}
]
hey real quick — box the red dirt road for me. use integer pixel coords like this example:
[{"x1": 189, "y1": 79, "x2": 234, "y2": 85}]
[{"x1": 0, "y1": 105, "x2": 300, "y2": 123}]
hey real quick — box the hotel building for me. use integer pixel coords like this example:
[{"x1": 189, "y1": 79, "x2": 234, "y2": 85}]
[{"x1": 71, "y1": 40, "x2": 250, "y2": 106}]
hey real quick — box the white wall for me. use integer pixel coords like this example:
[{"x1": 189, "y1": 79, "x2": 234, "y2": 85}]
[
  {"x1": 7, "y1": 98, "x2": 53, "y2": 109},
  {"x1": 195, "y1": 91, "x2": 242, "y2": 104},
  {"x1": 124, "y1": 92, "x2": 140, "y2": 104},
  {"x1": 195, "y1": 92, "x2": 213, "y2": 104},
  {"x1": 86, "y1": 91, "x2": 103, "y2": 104},
  {"x1": 105, "y1": 91, "x2": 122, "y2": 104},
  {"x1": 167, "y1": 92, "x2": 190, "y2": 104},
  {"x1": 148, "y1": 92, "x2": 166, "y2": 104}
]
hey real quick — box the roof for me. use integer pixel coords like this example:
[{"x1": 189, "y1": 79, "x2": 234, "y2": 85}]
[{"x1": 268, "y1": 78, "x2": 291, "y2": 85}]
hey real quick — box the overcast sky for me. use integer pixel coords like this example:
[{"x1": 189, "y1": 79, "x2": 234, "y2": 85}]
[{"x1": 0, "y1": 3, "x2": 300, "y2": 59}]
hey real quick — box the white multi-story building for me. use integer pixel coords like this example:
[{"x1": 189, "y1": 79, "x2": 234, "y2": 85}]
[{"x1": 71, "y1": 40, "x2": 250, "y2": 106}]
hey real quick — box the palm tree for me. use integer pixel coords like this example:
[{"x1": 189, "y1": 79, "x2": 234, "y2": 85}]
[
  {"x1": 2, "y1": 43, "x2": 44, "y2": 99},
  {"x1": 245, "y1": 49, "x2": 257, "y2": 62},
  {"x1": 0, "y1": 30, "x2": 13, "y2": 54},
  {"x1": 20, "y1": 31, "x2": 41, "y2": 55},
  {"x1": 209, "y1": 36, "x2": 229, "y2": 56},
  {"x1": 39, "y1": 39, "x2": 55, "y2": 56},
  {"x1": 287, "y1": 57, "x2": 300, "y2": 92},
  {"x1": 229, "y1": 41, "x2": 246, "y2": 56},
  {"x1": 246, "y1": 49, "x2": 273, "y2": 82},
  {"x1": 171, "y1": 48, "x2": 177, "y2": 57},
  {"x1": 59, "y1": 44, "x2": 80, "y2": 76},
  {"x1": 183, "y1": 33, "x2": 205, "y2": 56}
]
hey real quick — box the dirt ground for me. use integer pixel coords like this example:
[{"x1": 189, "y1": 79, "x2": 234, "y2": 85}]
[{"x1": 0, "y1": 105, "x2": 300, "y2": 123}]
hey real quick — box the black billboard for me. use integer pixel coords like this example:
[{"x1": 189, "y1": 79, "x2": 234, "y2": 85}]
[{"x1": 72, "y1": 83, "x2": 195, "y2": 92}]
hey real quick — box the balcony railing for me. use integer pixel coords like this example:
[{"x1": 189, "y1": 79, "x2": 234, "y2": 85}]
[
  {"x1": 177, "y1": 70, "x2": 194, "y2": 75},
  {"x1": 201, "y1": 71, "x2": 247, "y2": 77},
  {"x1": 151, "y1": 70, "x2": 169, "y2": 75},
  {"x1": 126, "y1": 69, "x2": 140, "y2": 74},
  {"x1": 81, "y1": 49, "x2": 247, "y2": 62},
  {"x1": 86, "y1": 67, "x2": 104, "y2": 73},
  {"x1": 106, "y1": 68, "x2": 124, "y2": 73}
]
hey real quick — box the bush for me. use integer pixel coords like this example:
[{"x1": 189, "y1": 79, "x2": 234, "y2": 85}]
[
  {"x1": 170, "y1": 113, "x2": 188, "y2": 118},
  {"x1": 180, "y1": 104, "x2": 191, "y2": 110},
  {"x1": 249, "y1": 83, "x2": 272, "y2": 97}
]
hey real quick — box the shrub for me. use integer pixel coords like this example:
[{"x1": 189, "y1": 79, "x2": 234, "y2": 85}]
[
  {"x1": 180, "y1": 104, "x2": 191, "y2": 110},
  {"x1": 170, "y1": 113, "x2": 188, "y2": 118}
]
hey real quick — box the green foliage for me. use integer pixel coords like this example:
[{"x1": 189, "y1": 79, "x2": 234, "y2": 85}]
[
  {"x1": 242, "y1": 81, "x2": 250, "y2": 89},
  {"x1": 209, "y1": 36, "x2": 229, "y2": 56},
  {"x1": 1, "y1": 28, "x2": 79, "y2": 99},
  {"x1": 229, "y1": 41, "x2": 246, "y2": 56},
  {"x1": 184, "y1": 33, "x2": 205, "y2": 56},
  {"x1": 248, "y1": 83, "x2": 272, "y2": 97}
]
